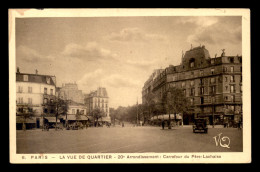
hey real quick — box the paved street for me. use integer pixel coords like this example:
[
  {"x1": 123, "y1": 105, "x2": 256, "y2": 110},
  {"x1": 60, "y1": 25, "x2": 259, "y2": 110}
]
[{"x1": 16, "y1": 125, "x2": 243, "y2": 153}]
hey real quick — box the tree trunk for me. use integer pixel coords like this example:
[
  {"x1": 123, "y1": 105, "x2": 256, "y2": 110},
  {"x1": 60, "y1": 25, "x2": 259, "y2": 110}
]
[
  {"x1": 168, "y1": 112, "x2": 171, "y2": 129},
  {"x1": 55, "y1": 115, "x2": 58, "y2": 131}
]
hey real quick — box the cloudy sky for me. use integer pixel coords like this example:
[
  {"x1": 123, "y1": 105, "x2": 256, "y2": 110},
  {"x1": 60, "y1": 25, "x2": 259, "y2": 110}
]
[{"x1": 16, "y1": 16, "x2": 242, "y2": 108}]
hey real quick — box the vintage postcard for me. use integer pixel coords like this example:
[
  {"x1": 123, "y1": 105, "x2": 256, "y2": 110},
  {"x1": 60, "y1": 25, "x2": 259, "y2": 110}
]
[{"x1": 9, "y1": 8, "x2": 251, "y2": 163}]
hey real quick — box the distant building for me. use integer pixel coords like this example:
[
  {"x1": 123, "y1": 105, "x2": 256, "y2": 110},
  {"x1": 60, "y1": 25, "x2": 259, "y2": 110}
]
[
  {"x1": 84, "y1": 87, "x2": 110, "y2": 123},
  {"x1": 65, "y1": 100, "x2": 89, "y2": 125},
  {"x1": 16, "y1": 68, "x2": 56, "y2": 129},
  {"x1": 142, "y1": 45, "x2": 242, "y2": 125},
  {"x1": 59, "y1": 83, "x2": 84, "y2": 104}
]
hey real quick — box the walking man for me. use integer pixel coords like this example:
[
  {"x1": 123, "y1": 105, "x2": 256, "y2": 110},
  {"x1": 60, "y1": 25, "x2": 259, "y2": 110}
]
[{"x1": 162, "y1": 121, "x2": 165, "y2": 130}]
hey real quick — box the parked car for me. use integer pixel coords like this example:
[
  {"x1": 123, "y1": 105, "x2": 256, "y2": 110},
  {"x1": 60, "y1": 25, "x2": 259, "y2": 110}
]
[{"x1": 193, "y1": 118, "x2": 208, "y2": 133}]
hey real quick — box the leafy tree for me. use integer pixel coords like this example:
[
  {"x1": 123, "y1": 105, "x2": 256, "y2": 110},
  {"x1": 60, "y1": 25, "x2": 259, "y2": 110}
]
[
  {"x1": 53, "y1": 98, "x2": 68, "y2": 130},
  {"x1": 91, "y1": 107, "x2": 105, "y2": 127},
  {"x1": 163, "y1": 87, "x2": 190, "y2": 129}
]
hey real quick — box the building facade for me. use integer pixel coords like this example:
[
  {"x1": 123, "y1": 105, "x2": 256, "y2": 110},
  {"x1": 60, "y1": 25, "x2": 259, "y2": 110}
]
[
  {"x1": 142, "y1": 45, "x2": 242, "y2": 125},
  {"x1": 16, "y1": 69, "x2": 57, "y2": 129},
  {"x1": 59, "y1": 83, "x2": 84, "y2": 104},
  {"x1": 84, "y1": 87, "x2": 110, "y2": 123}
]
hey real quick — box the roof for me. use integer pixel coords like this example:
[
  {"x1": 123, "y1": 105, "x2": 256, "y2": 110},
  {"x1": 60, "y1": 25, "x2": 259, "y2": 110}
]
[{"x1": 16, "y1": 73, "x2": 55, "y2": 85}]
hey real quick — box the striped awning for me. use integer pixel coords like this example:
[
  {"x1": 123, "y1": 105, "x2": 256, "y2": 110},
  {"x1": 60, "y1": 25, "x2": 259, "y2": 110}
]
[{"x1": 66, "y1": 115, "x2": 89, "y2": 121}]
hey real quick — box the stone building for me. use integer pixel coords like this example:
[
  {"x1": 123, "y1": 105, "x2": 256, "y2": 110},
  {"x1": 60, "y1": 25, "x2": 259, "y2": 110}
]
[
  {"x1": 16, "y1": 68, "x2": 57, "y2": 129},
  {"x1": 59, "y1": 83, "x2": 84, "y2": 104},
  {"x1": 84, "y1": 87, "x2": 110, "y2": 123},
  {"x1": 142, "y1": 45, "x2": 242, "y2": 125}
]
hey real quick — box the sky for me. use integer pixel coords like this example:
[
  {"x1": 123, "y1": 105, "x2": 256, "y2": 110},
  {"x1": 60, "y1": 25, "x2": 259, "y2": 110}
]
[{"x1": 15, "y1": 16, "x2": 242, "y2": 108}]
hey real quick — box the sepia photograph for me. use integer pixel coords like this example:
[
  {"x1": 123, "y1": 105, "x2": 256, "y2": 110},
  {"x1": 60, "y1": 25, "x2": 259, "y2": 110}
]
[{"x1": 9, "y1": 8, "x2": 251, "y2": 163}]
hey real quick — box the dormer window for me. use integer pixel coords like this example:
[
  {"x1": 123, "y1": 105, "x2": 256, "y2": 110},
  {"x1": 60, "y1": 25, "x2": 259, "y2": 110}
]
[
  {"x1": 229, "y1": 57, "x2": 234, "y2": 63},
  {"x1": 23, "y1": 75, "x2": 28, "y2": 81},
  {"x1": 211, "y1": 68, "x2": 215, "y2": 74},
  {"x1": 189, "y1": 58, "x2": 195, "y2": 68},
  {"x1": 46, "y1": 77, "x2": 50, "y2": 84}
]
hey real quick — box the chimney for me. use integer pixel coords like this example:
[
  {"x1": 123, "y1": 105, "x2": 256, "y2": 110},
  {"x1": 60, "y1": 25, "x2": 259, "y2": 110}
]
[
  {"x1": 35, "y1": 69, "x2": 38, "y2": 74},
  {"x1": 17, "y1": 67, "x2": 20, "y2": 73}
]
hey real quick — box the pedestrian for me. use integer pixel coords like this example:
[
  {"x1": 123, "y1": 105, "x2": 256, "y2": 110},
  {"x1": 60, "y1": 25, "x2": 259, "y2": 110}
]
[
  {"x1": 122, "y1": 122, "x2": 124, "y2": 127},
  {"x1": 162, "y1": 121, "x2": 165, "y2": 130}
]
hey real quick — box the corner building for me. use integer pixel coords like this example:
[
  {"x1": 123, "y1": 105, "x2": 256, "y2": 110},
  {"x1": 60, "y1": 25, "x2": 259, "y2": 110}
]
[
  {"x1": 16, "y1": 69, "x2": 56, "y2": 129},
  {"x1": 84, "y1": 87, "x2": 111, "y2": 123},
  {"x1": 142, "y1": 45, "x2": 242, "y2": 125}
]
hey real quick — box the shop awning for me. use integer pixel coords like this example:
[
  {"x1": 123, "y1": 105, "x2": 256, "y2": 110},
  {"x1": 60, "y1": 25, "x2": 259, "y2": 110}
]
[
  {"x1": 66, "y1": 115, "x2": 89, "y2": 121},
  {"x1": 16, "y1": 116, "x2": 35, "y2": 123},
  {"x1": 45, "y1": 117, "x2": 59, "y2": 123},
  {"x1": 151, "y1": 114, "x2": 182, "y2": 121}
]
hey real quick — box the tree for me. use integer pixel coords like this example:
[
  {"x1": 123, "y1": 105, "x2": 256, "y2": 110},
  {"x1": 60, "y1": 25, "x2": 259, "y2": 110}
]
[
  {"x1": 143, "y1": 92, "x2": 156, "y2": 123},
  {"x1": 53, "y1": 98, "x2": 68, "y2": 130},
  {"x1": 17, "y1": 104, "x2": 35, "y2": 131},
  {"x1": 163, "y1": 87, "x2": 189, "y2": 129},
  {"x1": 91, "y1": 107, "x2": 105, "y2": 127}
]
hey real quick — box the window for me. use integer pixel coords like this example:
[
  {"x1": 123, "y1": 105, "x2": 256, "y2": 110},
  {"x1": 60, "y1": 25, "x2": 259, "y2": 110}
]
[
  {"x1": 240, "y1": 85, "x2": 243, "y2": 93},
  {"x1": 240, "y1": 66, "x2": 242, "y2": 72},
  {"x1": 23, "y1": 75, "x2": 28, "y2": 81},
  {"x1": 183, "y1": 89, "x2": 186, "y2": 96},
  {"x1": 182, "y1": 82, "x2": 186, "y2": 88},
  {"x1": 28, "y1": 87, "x2": 32, "y2": 93},
  {"x1": 230, "y1": 75, "x2": 235, "y2": 82},
  {"x1": 28, "y1": 98, "x2": 32, "y2": 104},
  {"x1": 50, "y1": 89, "x2": 53, "y2": 95},
  {"x1": 200, "y1": 87, "x2": 204, "y2": 95},
  {"x1": 190, "y1": 98, "x2": 194, "y2": 105},
  {"x1": 44, "y1": 98, "x2": 48, "y2": 104},
  {"x1": 46, "y1": 77, "x2": 50, "y2": 84},
  {"x1": 172, "y1": 75, "x2": 177, "y2": 81},
  {"x1": 210, "y1": 77, "x2": 216, "y2": 84},
  {"x1": 225, "y1": 86, "x2": 228, "y2": 91},
  {"x1": 223, "y1": 67, "x2": 227, "y2": 72},
  {"x1": 72, "y1": 109, "x2": 75, "y2": 114},
  {"x1": 230, "y1": 85, "x2": 235, "y2": 93},
  {"x1": 190, "y1": 80, "x2": 195, "y2": 87},
  {"x1": 211, "y1": 68, "x2": 215, "y2": 74},
  {"x1": 230, "y1": 66, "x2": 234, "y2": 73},
  {"x1": 18, "y1": 97, "x2": 23, "y2": 104},
  {"x1": 44, "y1": 88, "x2": 47, "y2": 94},
  {"x1": 200, "y1": 70, "x2": 204, "y2": 76},
  {"x1": 190, "y1": 62, "x2": 194, "y2": 68},
  {"x1": 18, "y1": 86, "x2": 23, "y2": 93},
  {"x1": 191, "y1": 72, "x2": 194, "y2": 76},
  {"x1": 50, "y1": 99, "x2": 54, "y2": 104},
  {"x1": 44, "y1": 108, "x2": 48, "y2": 113},
  {"x1": 190, "y1": 88, "x2": 195, "y2": 96},
  {"x1": 50, "y1": 109, "x2": 54, "y2": 114},
  {"x1": 229, "y1": 57, "x2": 234, "y2": 63},
  {"x1": 199, "y1": 78, "x2": 204, "y2": 85},
  {"x1": 240, "y1": 75, "x2": 242, "y2": 82},
  {"x1": 230, "y1": 95, "x2": 235, "y2": 102},
  {"x1": 210, "y1": 86, "x2": 216, "y2": 94},
  {"x1": 225, "y1": 96, "x2": 228, "y2": 101},
  {"x1": 225, "y1": 76, "x2": 228, "y2": 82},
  {"x1": 200, "y1": 97, "x2": 204, "y2": 104}
]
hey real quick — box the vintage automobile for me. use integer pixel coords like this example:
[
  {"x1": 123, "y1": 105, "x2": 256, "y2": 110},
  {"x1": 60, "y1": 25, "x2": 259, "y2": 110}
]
[{"x1": 193, "y1": 118, "x2": 208, "y2": 133}]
